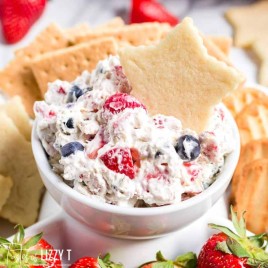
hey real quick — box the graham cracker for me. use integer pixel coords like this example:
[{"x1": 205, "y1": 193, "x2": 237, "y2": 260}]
[
  {"x1": 65, "y1": 23, "x2": 91, "y2": 39},
  {"x1": 0, "y1": 96, "x2": 31, "y2": 141},
  {"x1": 223, "y1": 87, "x2": 266, "y2": 117},
  {"x1": 236, "y1": 98, "x2": 268, "y2": 145},
  {"x1": 74, "y1": 22, "x2": 171, "y2": 46},
  {"x1": 0, "y1": 113, "x2": 43, "y2": 226},
  {"x1": 0, "y1": 175, "x2": 13, "y2": 212},
  {"x1": 225, "y1": 1, "x2": 268, "y2": 48},
  {"x1": 31, "y1": 38, "x2": 118, "y2": 95},
  {"x1": 119, "y1": 18, "x2": 244, "y2": 132},
  {"x1": 15, "y1": 23, "x2": 70, "y2": 59},
  {"x1": 232, "y1": 159, "x2": 268, "y2": 234},
  {"x1": 207, "y1": 36, "x2": 233, "y2": 56},
  {"x1": 96, "y1": 17, "x2": 125, "y2": 30},
  {"x1": 0, "y1": 24, "x2": 70, "y2": 116},
  {"x1": 0, "y1": 62, "x2": 41, "y2": 117}
]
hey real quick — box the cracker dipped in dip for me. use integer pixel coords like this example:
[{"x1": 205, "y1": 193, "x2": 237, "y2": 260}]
[{"x1": 34, "y1": 18, "x2": 243, "y2": 207}]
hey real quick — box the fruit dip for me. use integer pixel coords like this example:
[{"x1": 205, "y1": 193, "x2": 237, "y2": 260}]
[{"x1": 34, "y1": 56, "x2": 234, "y2": 207}]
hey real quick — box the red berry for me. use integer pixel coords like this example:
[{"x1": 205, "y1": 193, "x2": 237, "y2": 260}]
[
  {"x1": 130, "y1": 0, "x2": 179, "y2": 26},
  {"x1": 103, "y1": 92, "x2": 146, "y2": 117},
  {"x1": 100, "y1": 148, "x2": 136, "y2": 179},
  {"x1": 69, "y1": 257, "x2": 98, "y2": 268},
  {"x1": 0, "y1": 0, "x2": 46, "y2": 44},
  {"x1": 198, "y1": 233, "x2": 250, "y2": 268}
]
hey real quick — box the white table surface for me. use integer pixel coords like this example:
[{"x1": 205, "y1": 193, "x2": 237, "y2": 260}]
[{"x1": 0, "y1": 0, "x2": 258, "y2": 237}]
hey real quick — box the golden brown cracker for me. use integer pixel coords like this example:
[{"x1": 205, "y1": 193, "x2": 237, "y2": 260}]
[
  {"x1": 223, "y1": 87, "x2": 266, "y2": 117},
  {"x1": 15, "y1": 23, "x2": 70, "y2": 59},
  {"x1": 74, "y1": 22, "x2": 171, "y2": 46},
  {"x1": 31, "y1": 38, "x2": 118, "y2": 95},
  {"x1": 65, "y1": 23, "x2": 91, "y2": 39},
  {"x1": 236, "y1": 98, "x2": 268, "y2": 145},
  {"x1": 0, "y1": 175, "x2": 13, "y2": 212},
  {"x1": 232, "y1": 159, "x2": 268, "y2": 234},
  {"x1": 96, "y1": 17, "x2": 125, "y2": 30},
  {"x1": 0, "y1": 113, "x2": 43, "y2": 226},
  {"x1": 225, "y1": 1, "x2": 268, "y2": 48},
  {"x1": 0, "y1": 62, "x2": 41, "y2": 117},
  {"x1": 0, "y1": 96, "x2": 31, "y2": 141},
  {"x1": 231, "y1": 138, "x2": 268, "y2": 197},
  {"x1": 119, "y1": 18, "x2": 244, "y2": 133},
  {"x1": 207, "y1": 36, "x2": 232, "y2": 56}
]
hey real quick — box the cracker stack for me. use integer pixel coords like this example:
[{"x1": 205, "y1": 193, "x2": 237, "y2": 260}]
[
  {"x1": 0, "y1": 97, "x2": 44, "y2": 226},
  {"x1": 223, "y1": 87, "x2": 268, "y2": 234},
  {"x1": 0, "y1": 17, "x2": 233, "y2": 118}
]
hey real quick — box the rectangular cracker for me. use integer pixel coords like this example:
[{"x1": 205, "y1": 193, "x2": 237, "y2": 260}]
[
  {"x1": 0, "y1": 175, "x2": 13, "y2": 212},
  {"x1": 0, "y1": 62, "x2": 41, "y2": 117},
  {"x1": 0, "y1": 112, "x2": 44, "y2": 226},
  {"x1": 96, "y1": 17, "x2": 125, "y2": 30},
  {"x1": 15, "y1": 23, "x2": 70, "y2": 59},
  {"x1": 31, "y1": 38, "x2": 118, "y2": 95},
  {"x1": 0, "y1": 96, "x2": 31, "y2": 141},
  {"x1": 74, "y1": 22, "x2": 171, "y2": 46}
]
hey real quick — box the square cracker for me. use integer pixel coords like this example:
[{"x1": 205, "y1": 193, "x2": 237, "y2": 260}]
[
  {"x1": 0, "y1": 113, "x2": 43, "y2": 226},
  {"x1": 74, "y1": 22, "x2": 171, "y2": 46},
  {"x1": 0, "y1": 96, "x2": 31, "y2": 141},
  {"x1": 0, "y1": 175, "x2": 13, "y2": 212},
  {"x1": 31, "y1": 38, "x2": 118, "y2": 95},
  {"x1": 119, "y1": 18, "x2": 244, "y2": 132},
  {"x1": 0, "y1": 62, "x2": 41, "y2": 117},
  {"x1": 15, "y1": 23, "x2": 70, "y2": 59}
]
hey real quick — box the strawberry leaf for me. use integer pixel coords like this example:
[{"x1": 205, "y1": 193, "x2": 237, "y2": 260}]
[
  {"x1": 0, "y1": 237, "x2": 11, "y2": 245},
  {"x1": 156, "y1": 251, "x2": 167, "y2": 262},
  {"x1": 231, "y1": 207, "x2": 246, "y2": 238},
  {"x1": 174, "y1": 252, "x2": 197, "y2": 268},
  {"x1": 249, "y1": 233, "x2": 268, "y2": 248},
  {"x1": 226, "y1": 237, "x2": 252, "y2": 258},
  {"x1": 152, "y1": 260, "x2": 174, "y2": 268},
  {"x1": 208, "y1": 223, "x2": 240, "y2": 241},
  {"x1": 23, "y1": 233, "x2": 43, "y2": 249},
  {"x1": 216, "y1": 241, "x2": 232, "y2": 254}
]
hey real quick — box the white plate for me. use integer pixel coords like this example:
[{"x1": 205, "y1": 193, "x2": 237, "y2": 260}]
[{"x1": 23, "y1": 200, "x2": 232, "y2": 268}]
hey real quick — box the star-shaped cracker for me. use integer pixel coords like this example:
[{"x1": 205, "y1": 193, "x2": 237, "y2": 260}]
[
  {"x1": 225, "y1": 1, "x2": 268, "y2": 47},
  {"x1": 119, "y1": 18, "x2": 244, "y2": 133},
  {"x1": 252, "y1": 38, "x2": 268, "y2": 87}
]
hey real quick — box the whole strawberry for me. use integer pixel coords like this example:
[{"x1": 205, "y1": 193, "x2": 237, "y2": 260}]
[
  {"x1": 69, "y1": 253, "x2": 123, "y2": 268},
  {"x1": 0, "y1": 0, "x2": 47, "y2": 44},
  {"x1": 0, "y1": 225, "x2": 61, "y2": 267},
  {"x1": 130, "y1": 0, "x2": 179, "y2": 26},
  {"x1": 198, "y1": 207, "x2": 268, "y2": 268},
  {"x1": 139, "y1": 251, "x2": 197, "y2": 268}
]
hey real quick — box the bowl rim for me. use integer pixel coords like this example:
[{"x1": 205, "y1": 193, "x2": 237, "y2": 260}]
[{"x1": 32, "y1": 104, "x2": 240, "y2": 216}]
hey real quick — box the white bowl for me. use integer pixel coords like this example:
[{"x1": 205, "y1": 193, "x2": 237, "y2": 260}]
[{"x1": 32, "y1": 105, "x2": 240, "y2": 239}]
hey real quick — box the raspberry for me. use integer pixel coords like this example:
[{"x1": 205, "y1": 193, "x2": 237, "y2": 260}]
[{"x1": 103, "y1": 92, "x2": 146, "y2": 116}]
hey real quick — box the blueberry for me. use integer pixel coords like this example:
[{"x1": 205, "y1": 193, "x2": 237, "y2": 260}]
[
  {"x1": 67, "y1": 85, "x2": 84, "y2": 103},
  {"x1": 175, "y1": 135, "x2": 200, "y2": 161},
  {"x1": 60, "y1": 142, "x2": 84, "y2": 157},
  {"x1": 66, "y1": 118, "x2": 74, "y2": 129}
]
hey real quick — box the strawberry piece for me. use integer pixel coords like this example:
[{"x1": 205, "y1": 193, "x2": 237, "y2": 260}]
[
  {"x1": 198, "y1": 207, "x2": 268, "y2": 268},
  {"x1": 69, "y1": 257, "x2": 99, "y2": 268},
  {"x1": 103, "y1": 92, "x2": 146, "y2": 116},
  {"x1": 0, "y1": 225, "x2": 61, "y2": 267},
  {"x1": 70, "y1": 253, "x2": 123, "y2": 268},
  {"x1": 0, "y1": 0, "x2": 46, "y2": 44},
  {"x1": 100, "y1": 148, "x2": 136, "y2": 179},
  {"x1": 130, "y1": 0, "x2": 179, "y2": 26}
]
